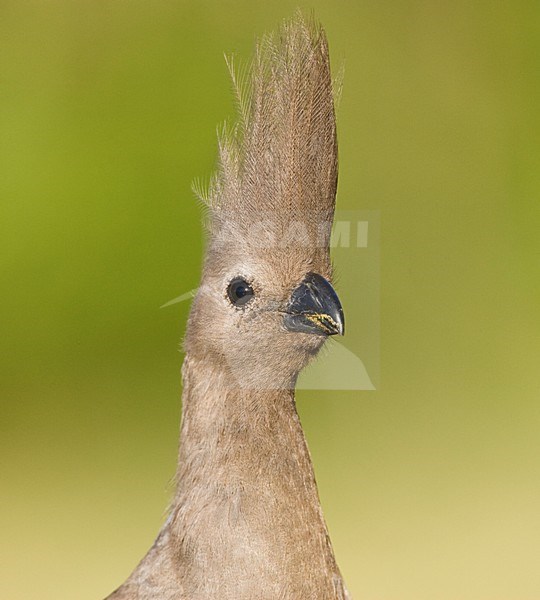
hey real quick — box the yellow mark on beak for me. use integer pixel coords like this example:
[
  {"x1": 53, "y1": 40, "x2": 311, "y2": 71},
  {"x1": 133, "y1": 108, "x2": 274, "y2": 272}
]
[{"x1": 304, "y1": 313, "x2": 341, "y2": 335}]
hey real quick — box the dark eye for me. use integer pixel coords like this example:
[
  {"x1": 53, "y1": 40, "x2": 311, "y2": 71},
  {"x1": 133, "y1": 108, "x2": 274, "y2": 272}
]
[{"x1": 227, "y1": 277, "x2": 254, "y2": 307}]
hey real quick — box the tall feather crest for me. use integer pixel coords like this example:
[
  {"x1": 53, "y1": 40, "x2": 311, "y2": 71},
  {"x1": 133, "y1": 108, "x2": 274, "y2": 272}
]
[{"x1": 198, "y1": 12, "x2": 338, "y2": 244}]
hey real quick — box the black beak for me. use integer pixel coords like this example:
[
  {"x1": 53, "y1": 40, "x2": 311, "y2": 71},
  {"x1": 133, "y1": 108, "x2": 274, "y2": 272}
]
[{"x1": 283, "y1": 273, "x2": 345, "y2": 336}]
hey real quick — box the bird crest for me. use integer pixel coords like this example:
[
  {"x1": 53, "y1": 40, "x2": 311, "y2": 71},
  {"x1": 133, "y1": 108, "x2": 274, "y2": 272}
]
[{"x1": 194, "y1": 12, "x2": 340, "y2": 255}]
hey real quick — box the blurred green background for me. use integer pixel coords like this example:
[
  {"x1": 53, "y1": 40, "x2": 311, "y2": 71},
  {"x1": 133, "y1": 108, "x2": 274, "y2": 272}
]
[{"x1": 2, "y1": 1, "x2": 539, "y2": 599}]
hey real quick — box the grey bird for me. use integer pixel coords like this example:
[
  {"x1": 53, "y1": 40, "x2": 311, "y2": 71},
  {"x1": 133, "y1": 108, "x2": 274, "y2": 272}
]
[{"x1": 106, "y1": 12, "x2": 350, "y2": 600}]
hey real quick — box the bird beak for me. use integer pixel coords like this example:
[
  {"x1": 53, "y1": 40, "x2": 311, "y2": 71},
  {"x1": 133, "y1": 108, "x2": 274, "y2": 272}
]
[{"x1": 283, "y1": 273, "x2": 345, "y2": 336}]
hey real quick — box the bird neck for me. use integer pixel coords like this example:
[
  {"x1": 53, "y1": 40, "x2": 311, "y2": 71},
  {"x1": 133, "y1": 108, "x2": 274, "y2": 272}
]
[{"x1": 168, "y1": 354, "x2": 343, "y2": 597}]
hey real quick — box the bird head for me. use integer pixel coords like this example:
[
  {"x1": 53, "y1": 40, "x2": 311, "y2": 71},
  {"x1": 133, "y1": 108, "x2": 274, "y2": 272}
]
[{"x1": 185, "y1": 14, "x2": 343, "y2": 389}]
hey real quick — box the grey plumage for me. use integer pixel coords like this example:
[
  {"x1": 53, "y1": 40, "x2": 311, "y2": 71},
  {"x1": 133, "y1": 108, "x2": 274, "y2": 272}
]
[
  {"x1": 203, "y1": 14, "x2": 337, "y2": 238},
  {"x1": 106, "y1": 12, "x2": 349, "y2": 600}
]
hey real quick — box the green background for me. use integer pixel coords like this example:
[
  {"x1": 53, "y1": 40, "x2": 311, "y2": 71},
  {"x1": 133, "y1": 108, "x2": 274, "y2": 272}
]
[{"x1": 1, "y1": 1, "x2": 539, "y2": 599}]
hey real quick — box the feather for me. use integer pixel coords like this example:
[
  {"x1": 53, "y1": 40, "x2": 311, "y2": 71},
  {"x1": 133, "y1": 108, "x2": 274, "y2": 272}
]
[{"x1": 204, "y1": 11, "x2": 338, "y2": 248}]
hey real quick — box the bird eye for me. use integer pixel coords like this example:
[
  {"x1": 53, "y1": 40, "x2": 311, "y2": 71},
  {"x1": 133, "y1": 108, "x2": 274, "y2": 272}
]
[{"x1": 227, "y1": 277, "x2": 254, "y2": 307}]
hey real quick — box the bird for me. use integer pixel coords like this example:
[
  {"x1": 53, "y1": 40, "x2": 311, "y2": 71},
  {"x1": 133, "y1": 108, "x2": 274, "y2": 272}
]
[{"x1": 106, "y1": 12, "x2": 350, "y2": 600}]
